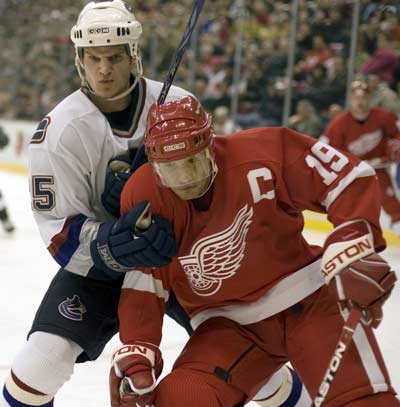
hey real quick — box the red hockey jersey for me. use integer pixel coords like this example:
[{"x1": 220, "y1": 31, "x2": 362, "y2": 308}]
[
  {"x1": 323, "y1": 107, "x2": 400, "y2": 165},
  {"x1": 119, "y1": 127, "x2": 384, "y2": 345}
]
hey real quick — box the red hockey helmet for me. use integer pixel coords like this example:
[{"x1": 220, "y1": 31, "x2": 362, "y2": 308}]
[{"x1": 144, "y1": 96, "x2": 213, "y2": 163}]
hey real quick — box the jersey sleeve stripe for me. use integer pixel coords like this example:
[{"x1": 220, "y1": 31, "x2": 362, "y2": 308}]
[
  {"x1": 48, "y1": 215, "x2": 87, "y2": 267},
  {"x1": 122, "y1": 270, "x2": 169, "y2": 301},
  {"x1": 322, "y1": 161, "x2": 375, "y2": 209}
]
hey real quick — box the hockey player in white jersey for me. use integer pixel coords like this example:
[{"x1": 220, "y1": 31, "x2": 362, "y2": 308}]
[{"x1": 1, "y1": 1, "x2": 309, "y2": 406}]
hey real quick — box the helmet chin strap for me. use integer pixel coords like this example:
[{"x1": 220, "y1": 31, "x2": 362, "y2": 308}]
[{"x1": 76, "y1": 56, "x2": 143, "y2": 101}]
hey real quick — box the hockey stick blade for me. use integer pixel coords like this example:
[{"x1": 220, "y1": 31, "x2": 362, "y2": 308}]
[
  {"x1": 312, "y1": 307, "x2": 362, "y2": 407},
  {"x1": 130, "y1": 0, "x2": 205, "y2": 172}
]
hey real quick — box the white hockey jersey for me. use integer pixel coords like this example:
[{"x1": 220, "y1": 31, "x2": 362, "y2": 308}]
[{"x1": 28, "y1": 77, "x2": 190, "y2": 277}]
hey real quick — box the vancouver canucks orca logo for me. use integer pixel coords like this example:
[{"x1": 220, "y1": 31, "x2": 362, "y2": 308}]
[{"x1": 58, "y1": 295, "x2": 87, "y2": 321}]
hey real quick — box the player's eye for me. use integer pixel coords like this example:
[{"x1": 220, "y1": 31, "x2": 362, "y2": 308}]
[
  {"x1": 88, "y1": 55, "x2": 100, "y2": 62},
  {"x1": 109, "y1": 54, "x2": 123, "y2": 63}
]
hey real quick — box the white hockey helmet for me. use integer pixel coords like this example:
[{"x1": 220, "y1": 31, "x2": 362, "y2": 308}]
[{"x1": 70, "y1": 0, "x2": 143, "y2": 100}]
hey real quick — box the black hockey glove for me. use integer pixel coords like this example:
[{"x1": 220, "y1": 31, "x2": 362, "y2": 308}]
[
  {"x1": 101, "y1": 156, "x2": 132, "y2": 218},
  {"x1": 102, "y1": 151, "x2": 149, "y2": 218},
  {"x1": 91, "y1": 201, "x2": 176, "y2": 275}
]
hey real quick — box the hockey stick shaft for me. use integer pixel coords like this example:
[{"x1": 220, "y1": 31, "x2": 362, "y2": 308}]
[
  {"x1": 312, "y1": 307, "x2": 362, "y2": 407},
  {"x1": 157, "y1": 0, "x2": 205, "y2": 105},
  {"x1": 130, "y1": 0, "x2": 205, "y2": 172}
]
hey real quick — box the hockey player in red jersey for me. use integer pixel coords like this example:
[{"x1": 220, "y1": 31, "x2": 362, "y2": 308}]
[
  {"x1": 322, "y1": 80, "x2": 400, "y2": 236},
  {"x1": 111, "y1": 96, "x2": 399, "y2": 406}
]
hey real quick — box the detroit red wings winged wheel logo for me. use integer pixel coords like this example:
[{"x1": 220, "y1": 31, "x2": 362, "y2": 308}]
[{"x1": 178, "y1": 204, "x2": 253, "y2": 296}]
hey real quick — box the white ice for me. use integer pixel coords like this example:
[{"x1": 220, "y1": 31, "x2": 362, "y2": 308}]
[{"x1": 0, "y1": 171, "x2": 399, "y2": 406}]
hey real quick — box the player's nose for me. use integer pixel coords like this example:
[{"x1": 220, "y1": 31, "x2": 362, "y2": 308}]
[
  {"x1": 176, "y1": 171, "x2": 193, "y2": 184},
  {"x1": 99, "y1": 59, "x2": 112, "y2": 75}
]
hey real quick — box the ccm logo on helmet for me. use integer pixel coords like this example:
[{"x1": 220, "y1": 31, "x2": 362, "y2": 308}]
[
  {"x1": 88, "y1": 27, "x2": 110, "y2": 34},
  {"x1": 164, "y1": 142, "x2": 186, "y2": 152},
  {"x1": 322, "y1": 238, "x2": 372, "y2": 277}
]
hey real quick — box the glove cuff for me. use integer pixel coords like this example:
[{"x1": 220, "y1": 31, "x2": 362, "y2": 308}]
[
  {"x1": 112, "y1": 343, "x2": 158, "y2": 371},
  {"x1": 91, "y1": 221, "x2": 133, "y2": 273},
  {"x1": 322, "y1": 219, "x2": 375, "y2": 283}
]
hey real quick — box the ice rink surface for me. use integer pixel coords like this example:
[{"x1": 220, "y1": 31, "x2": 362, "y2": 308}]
[{"x1": 0, "y1": 170, "x2": 399, "y2": 406}]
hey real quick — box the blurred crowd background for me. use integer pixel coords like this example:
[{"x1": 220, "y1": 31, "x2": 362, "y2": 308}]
[{"x1": 0, "y1": 0, "x2": 399, "y2": 136}]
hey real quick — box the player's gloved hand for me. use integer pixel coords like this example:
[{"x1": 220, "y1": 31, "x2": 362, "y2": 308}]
[
  {"x1": 387, "y1": 138, "x2": 400, "y2": 162},
  {"x1": 102, "y1": 156, "x2": 132, "y2": 218},
  {"x1": 90, "y1": 200, "x2": 177, "y2": 274},
  {"x1": 321, "y1": 220, "x2": 397, "y2": 328},
  {"x1": 328, "y1": 253, "x2": 396, "y2": 328},
  {"x1": 110, "y1": 343, "x2": 163, "y2": 407}
]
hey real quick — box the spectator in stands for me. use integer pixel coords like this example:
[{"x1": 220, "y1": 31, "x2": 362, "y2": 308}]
[
  {"x1": 320, "y1": 103, "x2": 344, "y2": 134},
  {"x1": 324, "y1": 6, "x2": 349, "y2": 44},
  {"x1": 296, "y1": 22, "x2": 313, "y2": 53},
  {"x1": 288, "y1": 99, "x2": 321, "y2": 138},
  {"x1": 327, "y1": 103, "x2": 344, "y2": 120},
  {"x1": 202, "y1": 79, "x2": 231, "y2": 113},
  {"x1": 295, "y1": 55, "x2": 346, "y2": 114},
  {"x1": 192, "y1": 77, "x2": 209, "y2": 104},
  {"x1": 362, "y1": 32, "x2": 399, "y2": 86},
  {"x1": 317, "y1": 55, "x2": 347, "y2": 109},
  {"x1": 368, "y1": 72, "x2": 400, "y2": 114},
  {"x1": 380, "y1": 5, "x2": 400, "y2": 43},
  {"x1": 263, "y1": 36, "x2": 295, "y2": 85},
  {"x1": 360, "y1": 11, "x2": 381, "y2": 55},
  {"x1": 355, "y1": 36, "x2": 373, "y2": 73},
  {"x1": 258, "y1": 80, "x2": 284, "y2": 127},
  {"x1": 213, "y1": 105, "x2": 240, "y2": 135},
  {"x1": 294, "y1": 35, "x2": 333, "y2": 79}
]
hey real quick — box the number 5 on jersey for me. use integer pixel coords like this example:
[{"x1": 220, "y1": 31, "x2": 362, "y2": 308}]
[{"x1": 31, "y1": 176, "x2": 55, "y2": 211}]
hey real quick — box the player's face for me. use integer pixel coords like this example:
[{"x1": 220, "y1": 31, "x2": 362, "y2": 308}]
[
  {"x1": 350, "y1": 92, "x2": 370, "y2": 121},
  {"x1": 82, "y1": 45, "x2": 132, "y2": 99},
  {"x1": 153, "y1": 150, "x2": 213, "y2": 200}
]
